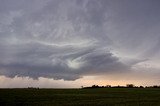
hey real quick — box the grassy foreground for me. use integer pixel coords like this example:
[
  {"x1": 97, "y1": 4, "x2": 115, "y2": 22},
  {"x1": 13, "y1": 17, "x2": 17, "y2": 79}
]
[{"x1": 0, "y1": 88, "x2": 160, "y2": 106}]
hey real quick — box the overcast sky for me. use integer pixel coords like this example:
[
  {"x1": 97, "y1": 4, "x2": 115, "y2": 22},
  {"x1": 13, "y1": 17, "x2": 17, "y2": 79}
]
[{"x1": 0, "y1": 0, "x2": 160, "y2": 88}]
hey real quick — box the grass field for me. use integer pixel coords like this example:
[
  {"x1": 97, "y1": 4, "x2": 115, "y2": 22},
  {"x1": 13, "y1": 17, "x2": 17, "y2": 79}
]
[{"x1": 0, "y1": 88, "x2": 160, "y2": 106}]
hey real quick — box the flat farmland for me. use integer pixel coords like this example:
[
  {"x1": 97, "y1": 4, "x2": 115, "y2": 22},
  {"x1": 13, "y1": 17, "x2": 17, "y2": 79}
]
[{"x1": 0, "y1": 88, "x2": 160, "y2": 106}]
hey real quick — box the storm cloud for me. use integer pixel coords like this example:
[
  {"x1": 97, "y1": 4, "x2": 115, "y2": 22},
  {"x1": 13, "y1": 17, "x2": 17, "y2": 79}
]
[{"x1": 0, "y1": 0, "x2": 160, "y2": 81}]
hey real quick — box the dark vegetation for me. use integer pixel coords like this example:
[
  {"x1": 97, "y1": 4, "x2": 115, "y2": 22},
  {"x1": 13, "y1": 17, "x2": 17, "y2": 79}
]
[
  {"x1": 0, "y1": 84, "x2": 160, "y2": 106},
  {"x1": 82, "y1": 84, "x2": 160, "y2": 89}
]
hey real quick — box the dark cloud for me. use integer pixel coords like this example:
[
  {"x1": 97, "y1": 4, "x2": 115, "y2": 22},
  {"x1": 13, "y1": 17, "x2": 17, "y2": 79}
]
[
  {"x1": 0, "y1": 41, "x2": 129, "y2": 80},
  {"x1": 0, "y1": 0, "x2": 160, "y2": 80}
]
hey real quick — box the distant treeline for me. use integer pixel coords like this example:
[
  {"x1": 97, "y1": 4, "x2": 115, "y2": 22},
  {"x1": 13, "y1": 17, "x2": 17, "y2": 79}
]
[{"x1": 82, "y1": 84, "x2": 160, "y2": 89}]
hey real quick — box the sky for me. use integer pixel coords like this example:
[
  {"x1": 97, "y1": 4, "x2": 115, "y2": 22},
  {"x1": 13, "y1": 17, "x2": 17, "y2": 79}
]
[{"x1": 0, "y1": 0, "x2": 160, "y2": 88}]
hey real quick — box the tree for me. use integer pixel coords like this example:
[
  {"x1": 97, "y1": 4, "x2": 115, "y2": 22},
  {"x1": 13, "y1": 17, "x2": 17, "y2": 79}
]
[{"x1": 126, "y1": 84, "x2": 134, "y2": 88}]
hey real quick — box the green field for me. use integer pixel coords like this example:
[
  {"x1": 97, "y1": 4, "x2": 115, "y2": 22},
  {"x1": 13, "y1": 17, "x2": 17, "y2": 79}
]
[{"x1": 0, "y1": 88, "x2": 160, "y2": 106}]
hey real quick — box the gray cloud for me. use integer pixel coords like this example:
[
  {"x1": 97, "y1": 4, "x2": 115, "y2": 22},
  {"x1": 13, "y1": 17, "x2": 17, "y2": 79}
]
[
  {"x1": 0, "y1": 0, "x2": 160, "y2": 80},
  {"x1": 0, "y1": 40, "x2": 129, "y2": 80}
]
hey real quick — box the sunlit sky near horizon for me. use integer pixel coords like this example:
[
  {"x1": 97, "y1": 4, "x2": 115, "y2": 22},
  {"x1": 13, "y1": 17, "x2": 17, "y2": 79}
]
[{"x1": 0, "y1": 0, "x2": 160, "y2": 88}]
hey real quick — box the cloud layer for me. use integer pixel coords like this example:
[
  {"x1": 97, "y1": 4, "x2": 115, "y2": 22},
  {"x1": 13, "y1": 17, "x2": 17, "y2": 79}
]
[{"x1": 0, "y1": 0, "x2": 160, "y2": 81}]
